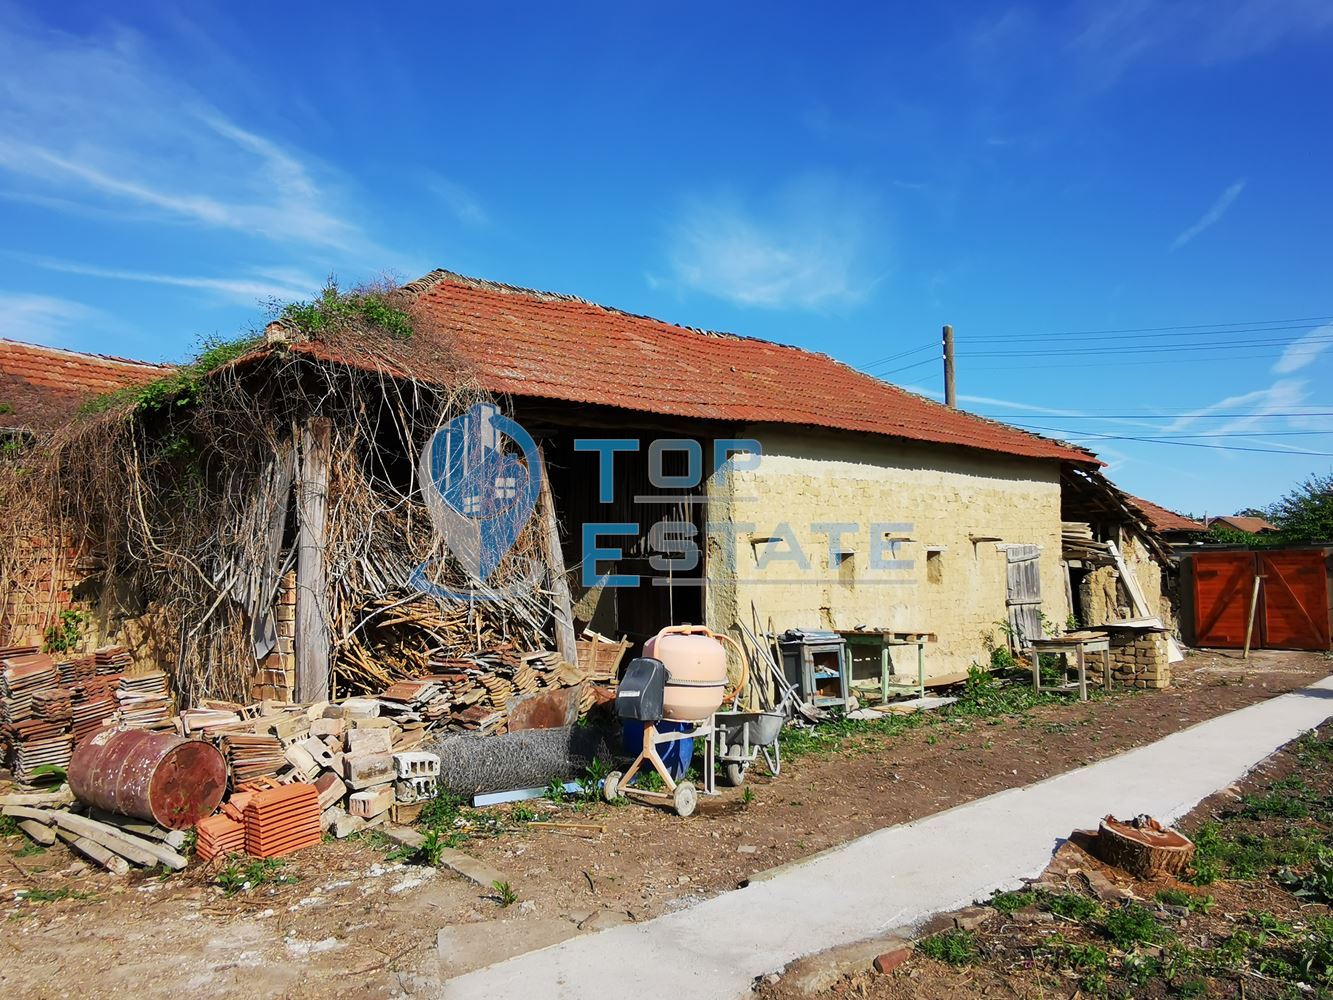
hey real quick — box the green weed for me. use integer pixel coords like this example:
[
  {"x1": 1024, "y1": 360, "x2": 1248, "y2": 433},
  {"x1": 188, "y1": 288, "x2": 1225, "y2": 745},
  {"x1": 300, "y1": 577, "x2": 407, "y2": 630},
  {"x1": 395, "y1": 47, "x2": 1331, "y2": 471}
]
[
  {"x1": 916, "y1": 929, "x2": 977, "y2": 966},
  {"x1": 492, "y1": 880, "x2": 518, "y2": 907},
  {"x1": 1041, "y1": 890, "x2": 1103, "y2": 922},
  {"x1": 16, "y1": 887, "x2": 92, "y2": 904},
  {"x1": 214, "y1": 856, "x2": 298, "y2": 895},
  {"x1": 1102, "y1": 903, "x2": 1162, "y2": 949},
  {"x1": 988, "y1": 888, "x2": 1037, "y2": 915}
]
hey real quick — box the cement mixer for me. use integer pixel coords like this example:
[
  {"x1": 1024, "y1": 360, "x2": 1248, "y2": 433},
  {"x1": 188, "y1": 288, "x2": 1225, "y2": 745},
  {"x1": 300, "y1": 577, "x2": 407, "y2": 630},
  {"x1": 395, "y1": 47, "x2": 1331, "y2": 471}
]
[{"x1": 602, "y1": 624, "x2": 746, "y2": 817}]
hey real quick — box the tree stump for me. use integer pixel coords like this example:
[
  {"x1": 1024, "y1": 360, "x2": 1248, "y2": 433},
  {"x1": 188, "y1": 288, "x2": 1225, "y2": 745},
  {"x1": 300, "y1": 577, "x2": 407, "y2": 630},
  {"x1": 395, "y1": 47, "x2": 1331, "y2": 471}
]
[{"x1": 1097, "y1": 814, "x2": 1195, "y2": 880}]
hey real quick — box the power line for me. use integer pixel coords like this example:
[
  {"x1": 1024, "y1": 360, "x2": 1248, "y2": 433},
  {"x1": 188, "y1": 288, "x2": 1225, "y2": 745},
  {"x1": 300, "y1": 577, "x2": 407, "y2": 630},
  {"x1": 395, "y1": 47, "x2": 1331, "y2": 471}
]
[
  {"x1": 963, "y1": 314, "x2": 1333, "y2": 342},
  {"x1": 1009, "y1": 424, "x2": 1333, "y2": 439},
  {"x1": 1015, "y1": 426, "x2": 1333, "y2": 456},
  {"x1": 858, "y1": 341, "x2": 936, "y2": 371},
  {"x1": 975, "y1": 410, "x2": 1333, "y2": 420},
  {"x1": 965, "y1": 349, "x2": 1321, "y2": 371}
]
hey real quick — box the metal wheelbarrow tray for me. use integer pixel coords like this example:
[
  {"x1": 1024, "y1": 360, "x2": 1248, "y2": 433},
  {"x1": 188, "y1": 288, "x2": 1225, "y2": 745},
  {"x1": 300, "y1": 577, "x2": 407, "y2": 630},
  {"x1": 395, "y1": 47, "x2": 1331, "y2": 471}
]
[{"x1": 714, "y1": 710, "x2": 784, "y2": 786}]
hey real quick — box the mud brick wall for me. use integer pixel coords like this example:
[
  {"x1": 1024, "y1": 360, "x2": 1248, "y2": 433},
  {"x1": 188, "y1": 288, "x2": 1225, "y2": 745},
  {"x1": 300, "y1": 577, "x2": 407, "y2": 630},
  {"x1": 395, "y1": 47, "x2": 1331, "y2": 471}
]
[
  {"x1": 1, "y1": 531, "x2": 85, "y2": 648},
  {"x1": 704, "y1": 427, "x2": 1067, "y2": 679},
  {"x1": 251, "y1": 570, "x2": 297, "y2": 702},
  {"x1": 1109, "y1": 632, "x2": 1170, "y2": 689}
]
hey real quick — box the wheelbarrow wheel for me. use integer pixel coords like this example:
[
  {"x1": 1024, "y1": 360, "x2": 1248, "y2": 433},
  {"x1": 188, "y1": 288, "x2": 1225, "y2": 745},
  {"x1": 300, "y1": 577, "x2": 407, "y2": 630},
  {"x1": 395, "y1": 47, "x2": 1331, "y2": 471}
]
[
  {"x1": 602, "y1": 770, "x2": 623, "y2": 803},
  {"x1": 725, "y1": 761, "x2": 748, "y2": 787},
  {"x1": 673, "y1": 781, "x2": 697, "y2": 818}
]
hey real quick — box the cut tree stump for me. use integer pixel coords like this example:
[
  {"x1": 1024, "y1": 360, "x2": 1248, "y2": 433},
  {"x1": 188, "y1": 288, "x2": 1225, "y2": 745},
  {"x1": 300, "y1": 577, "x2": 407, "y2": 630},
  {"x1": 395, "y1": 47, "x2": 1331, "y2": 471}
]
[{"x1": 1098, "y1": 814, "x2": 1195, "y2": 880}]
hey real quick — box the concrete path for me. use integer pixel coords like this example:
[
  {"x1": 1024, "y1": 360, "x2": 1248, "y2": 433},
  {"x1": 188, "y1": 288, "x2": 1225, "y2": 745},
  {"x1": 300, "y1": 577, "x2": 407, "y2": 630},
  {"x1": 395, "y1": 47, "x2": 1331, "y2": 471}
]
[{"x1": 442, "y1": 676, "x2": 1333, "y2": 1000}]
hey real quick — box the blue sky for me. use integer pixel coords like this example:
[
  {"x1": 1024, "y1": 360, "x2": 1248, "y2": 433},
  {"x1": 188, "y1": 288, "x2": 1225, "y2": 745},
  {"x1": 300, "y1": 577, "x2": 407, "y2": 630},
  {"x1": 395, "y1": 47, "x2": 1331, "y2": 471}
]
[{"x1": 2, "y1": 1, "x2": 1332, "y2": 516}]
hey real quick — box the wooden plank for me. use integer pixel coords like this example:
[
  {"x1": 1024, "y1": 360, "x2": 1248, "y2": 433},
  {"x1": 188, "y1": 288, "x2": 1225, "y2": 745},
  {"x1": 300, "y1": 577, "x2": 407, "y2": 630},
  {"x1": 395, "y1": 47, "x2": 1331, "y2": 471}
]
[
  {"x1": 1260, "y1": 551, "x2": 1330, "y2": 650},
  {"x1": 537, "y1": 445, "x2": 577, "y2": 668},
  {"x1": 296, "y1": 416, "x2": 332, "y2": 703},
  {"x1": 1109, "y1": 540, "x2": 1183, "y2": 661}
]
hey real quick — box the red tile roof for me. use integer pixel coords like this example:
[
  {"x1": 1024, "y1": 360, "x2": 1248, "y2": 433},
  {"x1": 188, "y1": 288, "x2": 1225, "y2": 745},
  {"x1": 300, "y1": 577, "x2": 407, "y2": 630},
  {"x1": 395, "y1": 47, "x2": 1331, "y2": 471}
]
[
  {"x1": 0, "y1": 339, "x2": 172, "y2": 433},
  {"x1": 1123, "y1": 493, "x2": 1206, "y2": 534},
  {"x1": 1209, "y1": 515, "x2": 1279, "y2": 534},
  {"x1": 283, "y1": 271, "x2": 1099, "y2": 466}
]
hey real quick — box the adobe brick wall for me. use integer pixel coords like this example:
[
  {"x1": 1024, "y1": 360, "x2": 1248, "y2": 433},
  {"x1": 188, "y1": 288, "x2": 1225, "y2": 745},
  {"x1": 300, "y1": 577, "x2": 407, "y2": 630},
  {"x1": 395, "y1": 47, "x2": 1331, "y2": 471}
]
[
  {"x1": 1108, "y1": 631, "x2": 1170, "y2": 689},
  {"x1": 0, "y1": 529, "x2": 88, "y2": 649},
  {"x1": 706, "y1": 427, "x2": 1068, "y2": 679}
]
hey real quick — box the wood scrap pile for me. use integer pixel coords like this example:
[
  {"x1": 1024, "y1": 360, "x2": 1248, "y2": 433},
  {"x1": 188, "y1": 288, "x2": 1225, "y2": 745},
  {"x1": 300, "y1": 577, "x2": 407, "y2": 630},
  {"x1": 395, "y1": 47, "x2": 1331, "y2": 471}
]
[
  {"x1": 0, "y1": 787, "x2": 189, "y2": 876},
  {"x1": 1062, "y1": 521, "x2": 1112, "y2": 562}
]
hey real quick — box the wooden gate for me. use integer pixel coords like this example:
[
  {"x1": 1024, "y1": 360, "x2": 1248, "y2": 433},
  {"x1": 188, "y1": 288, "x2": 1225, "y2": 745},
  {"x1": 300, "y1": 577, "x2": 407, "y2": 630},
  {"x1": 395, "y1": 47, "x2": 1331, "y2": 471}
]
[
  {"x1": 1259, "y1": 551, "x2": 1331, "y2": 650},
  {"x1": 1192, "y1": 550, "x2": 1330, "y2": 650},
  {"x1": 1006, "y1": 545, "x2": 1044, "y2": 648}
]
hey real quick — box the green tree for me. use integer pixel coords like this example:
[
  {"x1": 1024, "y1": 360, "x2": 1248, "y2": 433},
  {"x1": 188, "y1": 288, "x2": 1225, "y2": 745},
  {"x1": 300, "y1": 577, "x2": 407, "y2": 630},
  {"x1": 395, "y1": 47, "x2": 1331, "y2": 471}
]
[{"x1": 1270, "y1": 472, "x2": 1333, "y2": 545}]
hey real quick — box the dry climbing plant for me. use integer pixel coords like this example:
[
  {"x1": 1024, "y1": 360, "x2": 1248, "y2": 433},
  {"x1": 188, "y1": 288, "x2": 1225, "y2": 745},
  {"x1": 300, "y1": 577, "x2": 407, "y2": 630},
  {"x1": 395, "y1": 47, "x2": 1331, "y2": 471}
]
[{"x1": 22, "y1": 282, "x2": 559, "y2": 705}]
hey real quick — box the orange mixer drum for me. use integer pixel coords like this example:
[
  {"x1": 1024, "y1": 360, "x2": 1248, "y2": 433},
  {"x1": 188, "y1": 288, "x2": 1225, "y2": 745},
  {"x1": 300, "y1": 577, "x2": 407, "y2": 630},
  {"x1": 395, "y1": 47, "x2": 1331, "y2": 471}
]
[{"x1": 644, "y1": 625, "x2": 729, "y2": 722}]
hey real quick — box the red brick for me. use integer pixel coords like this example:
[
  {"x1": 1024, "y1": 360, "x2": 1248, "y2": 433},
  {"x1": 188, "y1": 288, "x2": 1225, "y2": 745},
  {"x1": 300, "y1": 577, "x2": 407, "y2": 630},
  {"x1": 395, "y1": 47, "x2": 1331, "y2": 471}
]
[{"x1": 873, "y1": 947, "x2": 912, "y2": 974}]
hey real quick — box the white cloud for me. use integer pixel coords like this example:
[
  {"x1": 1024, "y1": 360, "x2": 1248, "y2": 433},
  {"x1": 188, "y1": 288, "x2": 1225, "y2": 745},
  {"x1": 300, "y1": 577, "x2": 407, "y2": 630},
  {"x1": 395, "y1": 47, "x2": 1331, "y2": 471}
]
[
  {"x1": 20, "y1": 257, "x2": 322, "y2": 306},
  {"x1": 424, "y1": 174, "x2": 489, "y2": 227},
  {"x1": 0, "y1": 14, "x2": 366, "y2": 252},
  {"x1": 664, "y1": 177, "x2": 881, "y2": 310},
  {"x1": 0, "y1": 293, "x2": 100, "y2": 346},
  {"x1": 1170, "y1": 180, "x2": 1246, "y2": 250},
  {"x1": 1272, "y1": 322, "x2": 1333, "y2": 375}
]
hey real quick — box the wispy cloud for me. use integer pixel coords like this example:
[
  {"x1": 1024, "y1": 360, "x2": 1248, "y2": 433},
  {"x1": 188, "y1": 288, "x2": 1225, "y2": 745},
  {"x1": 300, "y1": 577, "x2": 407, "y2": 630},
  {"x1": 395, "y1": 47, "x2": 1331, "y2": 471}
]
[
  {"x1": 663, "y1": 176, "x2": 882, "y2": 310},
  {"x1": 0, "y1": 293, "x2": 100, "y2": 346},
  {"x1": 424, "y1": 174, "x2": 489, "y2": 227},
  {"x1": 0, "y1": 14, "x2": 368, "y2": 253},
  {"x1": 1272, "y1": 322, "x2": 1333, "y2": 375},
  {"x1": 20, "y1": 257, "x2": 321, "y2": 306},
  {"x1": 1170, "y1": 180, "x2": 1246, "y2": 250}
]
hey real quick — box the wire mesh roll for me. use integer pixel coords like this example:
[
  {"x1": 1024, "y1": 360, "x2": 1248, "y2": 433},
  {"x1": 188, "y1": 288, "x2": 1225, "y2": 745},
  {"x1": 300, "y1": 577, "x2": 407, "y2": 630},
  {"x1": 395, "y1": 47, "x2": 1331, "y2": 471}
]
[{"x1": 419, "y1": 725, "x2": 611, "y2": 796}]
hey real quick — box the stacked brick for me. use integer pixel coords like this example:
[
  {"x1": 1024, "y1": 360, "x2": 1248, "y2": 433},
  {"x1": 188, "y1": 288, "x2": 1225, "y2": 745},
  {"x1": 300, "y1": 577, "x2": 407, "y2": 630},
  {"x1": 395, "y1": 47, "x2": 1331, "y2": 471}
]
[
  {"x1": 251, "y1": 571, "x2": 296, "y2": 702},
  {"x1": 1108, "y1": 632, "x2": 1170, "y2": 690}
]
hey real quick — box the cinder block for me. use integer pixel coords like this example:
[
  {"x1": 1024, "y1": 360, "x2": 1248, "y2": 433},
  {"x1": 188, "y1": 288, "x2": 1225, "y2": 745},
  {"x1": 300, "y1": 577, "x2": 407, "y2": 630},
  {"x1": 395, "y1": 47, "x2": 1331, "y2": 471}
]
[
  {"x1": 342, "y1": 752, "x2": 395, "y2": 789},
  {"x1": 393, "y1": 751, "x2": 440, "y2": 779},
  {"x1": 349, "y1": 784, "x2": 395, "y2": 818},
  {"x1": 342, "y1": 698, "x2": 380, "y2": 719},
  {"x1": 284, "y1": 742, "x2": 319, "y2": 778},
  {"x1": 310, "y1": 717, "x2": 345, "y2": 738},
  {"x1": 299, "y1": 736, "x2": 337, "y2": 769},
  {"x1": 347, "y1": 728, "x2": 393, "y2": 755},
  {"x1": 395, "y1": 775, "x2": 438, "y2": 804}
]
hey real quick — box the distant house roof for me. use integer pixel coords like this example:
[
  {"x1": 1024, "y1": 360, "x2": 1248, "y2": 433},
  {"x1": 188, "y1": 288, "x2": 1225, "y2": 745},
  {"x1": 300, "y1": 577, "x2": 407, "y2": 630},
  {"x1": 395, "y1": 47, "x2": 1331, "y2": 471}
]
[
  {"x1": 0, "y1": 339, "x2": 172, "y2": 433},
  {"x1": 273, "y1": 270, "x2": 1100, "y2": 466},
  {"x1": 1123, "y1": 494, "x2": 1207, "y2": 535},
  {"x1": 1210, "y1": 515, "x2": 1280, "y2": 534}
]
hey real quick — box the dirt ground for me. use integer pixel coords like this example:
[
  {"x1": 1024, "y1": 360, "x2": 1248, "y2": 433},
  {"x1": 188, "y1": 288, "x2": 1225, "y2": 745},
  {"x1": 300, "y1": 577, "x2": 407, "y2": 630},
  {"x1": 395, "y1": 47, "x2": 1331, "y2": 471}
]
[{"x1": 1, "y1": 647, "x2": 1328, "y2": 1000}]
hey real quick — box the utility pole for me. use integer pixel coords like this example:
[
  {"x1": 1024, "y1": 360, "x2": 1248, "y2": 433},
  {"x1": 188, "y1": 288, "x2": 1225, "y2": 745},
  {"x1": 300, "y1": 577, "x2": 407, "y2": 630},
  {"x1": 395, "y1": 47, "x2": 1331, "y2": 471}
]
[{"x1": 943, "y1": 324, "x2": 956, "y2": 408}]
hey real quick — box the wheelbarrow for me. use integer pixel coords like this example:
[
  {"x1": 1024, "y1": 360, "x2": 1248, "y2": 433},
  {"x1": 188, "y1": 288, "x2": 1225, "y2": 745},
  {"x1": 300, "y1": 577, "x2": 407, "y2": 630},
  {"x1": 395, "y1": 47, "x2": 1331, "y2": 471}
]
[{"x1": 713, "y1": 709, "x2": 783, "y2": 786}]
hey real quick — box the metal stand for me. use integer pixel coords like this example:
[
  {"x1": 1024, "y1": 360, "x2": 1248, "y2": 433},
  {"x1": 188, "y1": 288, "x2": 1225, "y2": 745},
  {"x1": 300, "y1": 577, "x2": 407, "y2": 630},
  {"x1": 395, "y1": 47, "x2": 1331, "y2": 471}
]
[{"x1": 603, "y1": 716, "x2": 715, "y2": 817}]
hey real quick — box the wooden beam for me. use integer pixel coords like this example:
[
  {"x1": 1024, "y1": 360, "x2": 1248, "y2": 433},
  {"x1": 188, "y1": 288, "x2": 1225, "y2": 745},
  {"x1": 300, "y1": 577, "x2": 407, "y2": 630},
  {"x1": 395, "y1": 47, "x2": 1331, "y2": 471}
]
[
  {"x1": 537, "y1": 445, "x2": 578, "y2": 667},
  {"x1": 296, "y1": 416, "x2": 332, "y2": 703}
]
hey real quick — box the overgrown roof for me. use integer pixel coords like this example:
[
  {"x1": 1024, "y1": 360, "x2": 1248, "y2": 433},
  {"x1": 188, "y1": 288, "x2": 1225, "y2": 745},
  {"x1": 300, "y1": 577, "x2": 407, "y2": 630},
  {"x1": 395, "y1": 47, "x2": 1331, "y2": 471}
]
[
  {"x1": 0, "y1": 339, "x2": 174, "y2": 433},
  {"x1": 276, "y1": 269, "x2": 1100, "y2": 466}
]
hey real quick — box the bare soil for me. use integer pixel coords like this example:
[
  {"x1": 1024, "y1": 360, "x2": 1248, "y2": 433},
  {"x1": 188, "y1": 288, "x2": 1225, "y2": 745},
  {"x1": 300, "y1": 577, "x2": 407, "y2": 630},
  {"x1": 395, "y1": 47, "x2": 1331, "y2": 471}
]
[{"x1": 0, "y1": 647, "x2": 1327, "y2": 999}]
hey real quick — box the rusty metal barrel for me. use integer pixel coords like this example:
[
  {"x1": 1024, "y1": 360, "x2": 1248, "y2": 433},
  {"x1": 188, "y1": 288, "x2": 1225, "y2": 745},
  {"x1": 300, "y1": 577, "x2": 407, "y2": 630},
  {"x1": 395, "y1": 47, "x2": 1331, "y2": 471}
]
[{"x1": 69, "y1": 729, "x2": 227, "y2": 830}]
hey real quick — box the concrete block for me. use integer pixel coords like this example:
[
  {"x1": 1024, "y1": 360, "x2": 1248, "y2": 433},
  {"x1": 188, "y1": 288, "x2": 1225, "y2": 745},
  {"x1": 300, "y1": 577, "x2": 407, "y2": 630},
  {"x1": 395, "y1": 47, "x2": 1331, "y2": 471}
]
[
  {"x1": 320, "y1": 804, "x2": 344, "y2": 832},
  {"x1": 393, "y1": 751, "x2": 440, "y2": 779},
  {"x1": 348, "y1": 728, "x2": 393, "y2": 755},
  {"x1": 395, "y1": 775, "x2": 438, "y2": 803},
  {"x1": 314, "y1": 771, "x2": 347, "y2": 810},
  {"x1": 283, "y1": 742, "x2": 319, "y2": 778},
  {"x1": 349, "y1": 784, "x2": 395, "y2": 819},
  {"x1": 299, "y1": 736, "x2": 337, "y2": 769},
  {"x1": 343, "y1": 752, "x2": 395, "y2": 789},
  {"x1": 310, "y1": 717, "x2": 345, "y2": 738},
  {"x1": 333, "y1": 813, "x2": 366, "y2": 839},
  {"x1": 342, "y1": 697, "x2": 380, "y2": 719}
]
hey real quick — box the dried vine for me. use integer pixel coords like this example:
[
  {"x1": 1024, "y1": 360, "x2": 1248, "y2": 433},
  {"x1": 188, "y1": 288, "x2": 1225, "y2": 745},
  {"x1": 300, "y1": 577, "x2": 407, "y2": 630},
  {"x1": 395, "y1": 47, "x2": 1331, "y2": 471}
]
[{"x1": 12, "y1": 283, "x2": 560, "y2": 705}]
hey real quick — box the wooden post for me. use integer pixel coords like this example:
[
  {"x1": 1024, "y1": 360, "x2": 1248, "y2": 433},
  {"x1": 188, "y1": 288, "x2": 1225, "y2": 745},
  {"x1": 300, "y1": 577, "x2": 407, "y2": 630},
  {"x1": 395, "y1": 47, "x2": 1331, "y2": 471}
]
[
  {"x1": 295, "y1": 417, "x2": 332, "y2": 703},
  {"x1": 943, "y1": 324, "x2": 956, "y2": 407},
  {"x1": 537, "y1": 445, "x2": 578, "y2": 668},
  {"x1": 1242, "y1": 574, "x2": 1263, "y2": 660}
]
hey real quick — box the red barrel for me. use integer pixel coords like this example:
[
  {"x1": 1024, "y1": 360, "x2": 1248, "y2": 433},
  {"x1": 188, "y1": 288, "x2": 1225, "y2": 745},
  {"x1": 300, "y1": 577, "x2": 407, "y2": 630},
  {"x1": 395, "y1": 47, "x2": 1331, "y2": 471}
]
[{"x1": 69, "y1": 729, "x2": 227, "y2": 830}]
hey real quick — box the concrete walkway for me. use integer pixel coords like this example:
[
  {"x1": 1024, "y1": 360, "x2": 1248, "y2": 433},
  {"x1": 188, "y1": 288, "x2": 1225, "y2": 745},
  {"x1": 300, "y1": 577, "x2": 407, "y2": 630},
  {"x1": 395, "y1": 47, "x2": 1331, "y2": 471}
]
[{"x1": 442, "y1": 676, "x2": 1333, "y2": 1000}]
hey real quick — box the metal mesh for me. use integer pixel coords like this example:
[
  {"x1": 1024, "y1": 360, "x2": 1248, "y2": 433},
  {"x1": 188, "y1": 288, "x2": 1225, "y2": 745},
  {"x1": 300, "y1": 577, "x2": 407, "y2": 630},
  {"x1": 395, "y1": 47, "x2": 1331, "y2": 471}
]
[{"x1": 419, "y1": 725, "x2": 611, "y2": 796}]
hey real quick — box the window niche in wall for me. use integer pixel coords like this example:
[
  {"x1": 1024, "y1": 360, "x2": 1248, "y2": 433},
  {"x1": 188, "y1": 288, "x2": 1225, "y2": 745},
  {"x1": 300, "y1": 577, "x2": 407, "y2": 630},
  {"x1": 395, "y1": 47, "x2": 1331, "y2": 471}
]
[{"x1": 926, "y1": 545, "x2": 946, "y2": 584}]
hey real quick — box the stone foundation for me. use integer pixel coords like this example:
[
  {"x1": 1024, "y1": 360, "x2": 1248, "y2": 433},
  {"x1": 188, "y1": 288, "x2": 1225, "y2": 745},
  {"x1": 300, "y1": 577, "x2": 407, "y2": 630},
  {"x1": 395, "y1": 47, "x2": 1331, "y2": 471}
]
[{"x1": 1108, "y1": 631, "x2": 1169, "y2": 689}]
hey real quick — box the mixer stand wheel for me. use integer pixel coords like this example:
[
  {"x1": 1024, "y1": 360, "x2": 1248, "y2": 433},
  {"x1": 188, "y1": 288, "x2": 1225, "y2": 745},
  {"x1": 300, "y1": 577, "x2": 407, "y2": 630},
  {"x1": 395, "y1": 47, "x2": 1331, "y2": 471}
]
[
  {"x1": 673, "y1": 781, "x2": 697, "y2": 818},
  {"x1": 603, "y1": 770, "x2": 623, "y2": 803},
  {"x1": 725, "y1": 761, "x2": 748, "y2": 787}
]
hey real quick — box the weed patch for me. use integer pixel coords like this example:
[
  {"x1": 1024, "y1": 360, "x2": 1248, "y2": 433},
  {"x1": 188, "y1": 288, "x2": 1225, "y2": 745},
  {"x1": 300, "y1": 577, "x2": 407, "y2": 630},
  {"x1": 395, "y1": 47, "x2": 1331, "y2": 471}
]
[{"x1": 916, "y1": 929, "x2": 977, "y2": 966}]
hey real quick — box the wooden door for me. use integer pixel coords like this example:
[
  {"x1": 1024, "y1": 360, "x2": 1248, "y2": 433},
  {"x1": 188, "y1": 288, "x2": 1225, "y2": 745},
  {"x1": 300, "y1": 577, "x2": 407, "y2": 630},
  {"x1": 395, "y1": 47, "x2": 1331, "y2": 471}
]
[
  {"x1": 1006, "y1": 545, "x2": 1044, "y2": 648},
  {"x1": 1191, "y1": 551, "x2": 1255, "y2": 648},
  {"x1": 1259, "y1": 551, "x2": 1331, "y2": 650}
]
